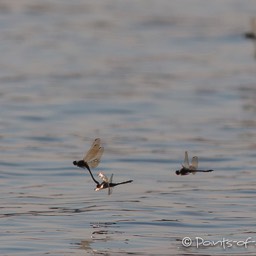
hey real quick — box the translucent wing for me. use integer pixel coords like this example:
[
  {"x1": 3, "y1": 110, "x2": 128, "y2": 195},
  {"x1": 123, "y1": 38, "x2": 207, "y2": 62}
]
[
  {"x1": 98, "y1": 172, "x2": 108, "y2": 182},
  {"x1": 83, "y1": 138, "x2": 101, "y2": 162},
  {"x1": 183, "y1": 151, "x2": 189, "y2": 169},
  {"x1": 108, "y1": 174, "x2": 113, "y2": 195},
  {"x1": 190, "y1": 156, "x2": 198, "y2": 170},
  {"x1": 87, "y1": 147, "x2": 104, "y2": 168}
]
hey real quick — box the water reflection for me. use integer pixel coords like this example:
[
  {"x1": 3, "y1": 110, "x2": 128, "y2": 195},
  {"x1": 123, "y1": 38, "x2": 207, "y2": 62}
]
[
  {"x1": 78, "y1": 222, "x2": 127, "y2": 255},
  {"x1": 79, "y1": 239, "x2": 93, "y2": 251},
  {"x1": 239, "y1": 86, "x2": 256, "y2": 113},
  {"x1": 90, "y1": 221, "x2": 123, "y2": 242}
]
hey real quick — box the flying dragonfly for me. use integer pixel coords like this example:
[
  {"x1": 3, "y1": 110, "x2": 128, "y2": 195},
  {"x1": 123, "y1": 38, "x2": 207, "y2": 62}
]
[
  {"x1": 175, "y1": 151, "x2": 213, "y2": 176},
  {"x1": 244, "y1": 18, "x2": 256, "y2": 59},
  {"x1": 95, "y1": 172, "x2": 133, "y2": 195},
  {"x1": 244, "y1": 17, "x2": 256, "y2": 39},
  {"x1": 73, "y1": 138, "x2": 104, "y2": 185}
]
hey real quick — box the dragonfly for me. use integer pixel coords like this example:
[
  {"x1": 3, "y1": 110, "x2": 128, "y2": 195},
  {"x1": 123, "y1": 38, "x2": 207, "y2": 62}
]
[
  {"x1": 244, "y1": 17, "x2": 256, "y2": 39},
  {"x1": 73, "y1": 138, "x2": 104, "y2": 185},
  {"x1": 95, "y1": 172, "x2": 133, "y2": 195},
  {"x1": 244, "y1": 18, "x2": 256, "y2": 59},
  {"x1": 175, "y1": 151, "x2": 213, "y2": 175}
]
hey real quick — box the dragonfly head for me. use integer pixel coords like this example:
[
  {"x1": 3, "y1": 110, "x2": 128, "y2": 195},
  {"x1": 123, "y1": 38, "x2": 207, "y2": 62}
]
[
  {"x1": 95, "y1": 183, "x2": 104, "y2": 191},
  {"x1": 73, "y1": 161, "x2": 78, "y2": 166},
  {"x1": 175, "y1": 170, "x2": 181, "y2": 175}
]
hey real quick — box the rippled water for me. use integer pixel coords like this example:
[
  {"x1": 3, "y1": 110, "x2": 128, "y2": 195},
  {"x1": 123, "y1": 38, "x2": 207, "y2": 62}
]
[{"x1": 1, "y1": 0, "x2": 256, "y2": 255}]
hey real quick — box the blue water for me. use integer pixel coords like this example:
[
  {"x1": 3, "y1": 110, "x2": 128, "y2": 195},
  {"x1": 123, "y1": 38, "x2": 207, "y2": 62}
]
[{"x1": 1, "y1": 0, "x2": 256, "y2": 255}]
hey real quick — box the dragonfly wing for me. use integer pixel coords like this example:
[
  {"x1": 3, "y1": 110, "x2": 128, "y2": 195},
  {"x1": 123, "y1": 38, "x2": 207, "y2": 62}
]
[
  {"x1": 190, "y1": 156, "x2": 198, "y2": 170},
  {"x1": 98, "y1": 172, "x2": 108, "y2": 182},
  {"x1": 108, "y1": 174, "x2": 113, "y2": 195},
  {"x1": 87, "y1": 147, "x2": 104, "y2": 168},
  {"x1": 83, "y1": 138, "x2": 101, "y2": 162},
  {"x1": 183, "y1": 151, "x2": 189, "y2": 169}
]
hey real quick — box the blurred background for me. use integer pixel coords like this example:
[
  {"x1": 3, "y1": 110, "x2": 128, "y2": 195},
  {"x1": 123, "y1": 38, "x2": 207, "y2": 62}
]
[{"x1": 1, "y1": 1, "x2": 256, "y2": 255}]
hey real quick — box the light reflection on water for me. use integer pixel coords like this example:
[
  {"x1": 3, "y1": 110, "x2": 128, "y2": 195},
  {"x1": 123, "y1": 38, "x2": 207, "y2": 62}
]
[{"x1": 1, "y1": 0, "x2": 256, "y2": 255}]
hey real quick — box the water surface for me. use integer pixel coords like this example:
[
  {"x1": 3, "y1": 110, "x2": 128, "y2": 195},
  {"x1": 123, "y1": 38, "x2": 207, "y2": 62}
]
[{"x1": 1, "y1": 0, "x2": 256, "y2": 255}]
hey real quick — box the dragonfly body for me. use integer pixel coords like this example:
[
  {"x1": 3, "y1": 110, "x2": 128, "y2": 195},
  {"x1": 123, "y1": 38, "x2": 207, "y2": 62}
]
[
  {"x1": 95, "y1": 180, "x2": 133, "y2": 190},
  {"x1": 95, "y1": 172, "x2": 133, "y2": 195},
  {"x1": 73, "y1": 160, "x2": 90, "y2": 170},
  {"x1": 176, "y1": 167, "x2": 213, "y2": 176},
  {"x1": 176, "y1": 151, "x2": 213, "y2": 176},
  {"x1": 245, "y1": 32, "x2": 256, "y2": 39},
  {"x1": 73, "y1": 138, "x2": 104, "y2": 185}
]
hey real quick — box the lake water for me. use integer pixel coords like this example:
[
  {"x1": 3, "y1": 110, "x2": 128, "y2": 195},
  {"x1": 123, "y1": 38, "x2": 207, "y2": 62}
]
[{"x1": 1, "y1": 0, "x2": 256, "y2": 255}]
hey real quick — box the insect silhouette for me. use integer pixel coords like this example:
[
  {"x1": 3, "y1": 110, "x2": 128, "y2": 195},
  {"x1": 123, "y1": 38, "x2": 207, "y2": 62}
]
[
  {"x1": 176, "y1": 151, "x2": 214, "y2": 176},
  {"x1": 244, "y1": 18, "x2": 256, "y2": 59},
  {"x1": 244, "y1": 17, "x2": 256, "y2": 39},
  {"x1": 95, "y1": 172, "x2": 133, "y2": 195},
  {"x1": 73, "y1": 138, "x2": 103, "y2": 185}
]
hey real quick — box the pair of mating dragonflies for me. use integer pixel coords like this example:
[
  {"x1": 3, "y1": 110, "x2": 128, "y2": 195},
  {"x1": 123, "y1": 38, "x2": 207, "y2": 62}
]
[
  {"x1": 73, "y1": 138, "x2": 213, "y2": 194},
  {"x1": 73, "y1": 138, "x2": 133, "y2": 195}
]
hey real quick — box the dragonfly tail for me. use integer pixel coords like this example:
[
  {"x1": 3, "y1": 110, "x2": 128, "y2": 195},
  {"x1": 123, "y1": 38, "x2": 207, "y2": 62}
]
[
  {"x1": 115, "y1": 180, "x2": 133, "y2": 186},
  {"x1": 196, "y1": 169, "x2": 214, "y2": 173},
  {"x1": 85, "y1": 164, "x2": 100, "y2": 185}
]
